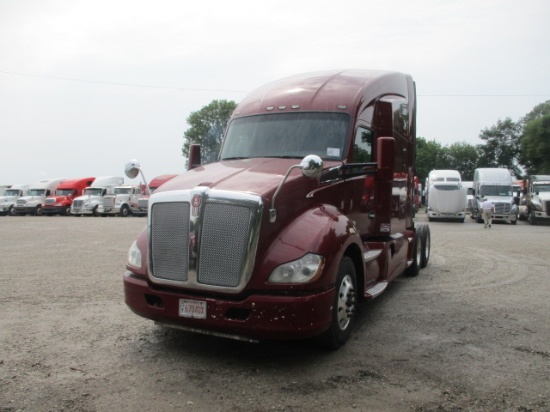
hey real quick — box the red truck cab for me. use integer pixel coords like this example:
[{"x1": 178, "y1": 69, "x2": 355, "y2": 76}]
[
  {"x1": 44, "y1": 177, "x2": 96, "y2": 216},
  {"x1": 123, "y1": 70, "x2": 430, "y2": 348}
]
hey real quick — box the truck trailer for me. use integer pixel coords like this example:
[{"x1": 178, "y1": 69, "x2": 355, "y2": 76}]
[{"x1": 123, "y1": 70, "x2": 431, "y2": 348}]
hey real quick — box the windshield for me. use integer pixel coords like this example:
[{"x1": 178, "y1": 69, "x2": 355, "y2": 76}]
[
  {"x1": 28, "y1": 189, "x2": 46, "y2": 196},
  {"x1": 57, "y1": 189, "x2": 73, "y2": 196},
  {"x1": 114, "y1": 188, "x2": 132, "y2": 194},
  {"x1": 480, "y1": 185, "x2": 513, "y2": 196},
  {"x1": 5, "y1": 189, "x2": 21, "y2": 196},
  {"x1": 84, "y1": 188, "x2": 103, "y2": 196},
  {"x1": 534, "y1": 184, "x2": 550, "y2": 192},
  {"x1": 220, "y1": 112, "x2": 350, "y2": 161}
]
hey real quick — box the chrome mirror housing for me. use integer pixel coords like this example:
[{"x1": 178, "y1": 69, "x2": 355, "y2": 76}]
[
  {"x1": 300, "y1": 155, "x2": 323, "y2": 180},
  {"x1": 125, "y1": 159, "x2": 141, "y2": 179}
]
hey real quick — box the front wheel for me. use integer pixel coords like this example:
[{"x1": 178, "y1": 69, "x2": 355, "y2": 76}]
[
  {"x1": 119, "y1": 205, "x2": 130, "y2": 217},
  {"x1": 319, "y1": 257, "x2": 357, "y2": 349}
]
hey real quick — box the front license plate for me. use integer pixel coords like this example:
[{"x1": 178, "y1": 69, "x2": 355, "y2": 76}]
[{"x1": 179, "y1": 299, "x2": 207, "y2": 319}]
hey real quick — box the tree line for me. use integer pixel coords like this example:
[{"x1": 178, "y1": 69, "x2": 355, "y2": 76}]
[{"x1": 182, "y1": 99, "x2": 550, "y2": 184}]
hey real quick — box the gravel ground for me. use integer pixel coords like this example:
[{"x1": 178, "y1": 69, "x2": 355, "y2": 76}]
[{"x1": 1, "y1": 213, "x2": 549, "y2": 412}]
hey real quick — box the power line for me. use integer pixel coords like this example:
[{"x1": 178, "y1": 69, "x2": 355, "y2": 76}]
[
  {"x1": 0, "y1": 70, "x2": 249, "y2": 94},
  {"x1": 1, "y1": 69, "x2": 549, "y2": 97}
]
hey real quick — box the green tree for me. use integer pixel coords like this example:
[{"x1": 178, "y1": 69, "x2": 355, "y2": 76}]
[
  {"x1": 519, "y1": 100, "x2": 550, "y2": 175},
  {"x1": 476, "y1": 117, "x2": 522, "y2": 177},
  {"x1": 182, "y1": 99, "x2": 237, "y2": 164},
  {"x1": 445, "y1": 141, "x2": 479, "y2": 180},
  {"x1": 415, "y1": 137, "x2": 448, "y2": 183}
]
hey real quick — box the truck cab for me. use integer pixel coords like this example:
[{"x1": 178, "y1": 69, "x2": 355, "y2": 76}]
[
  {"x1": 123, "y1": 70, "x2": 430, "y2": 348},
  {"x1": 71, "y1": 176, "x2": 124, "y2": 216},
  {"x1": 525, "y1": 175, "x2": 550, "y2": 225},
  {"x1": 0, "y1": 185, "x2": 30, "y2": 216},
  {"x1": 13, "y1": 179, "x2": 65, "y2": 216},
  {"x1": 136, "y1": 174, "x2": 178, "y2": 215},
  {"x1": 98, "y1": 185, "x2": 143, "y2": 217},
  {"x1": 43, "y1": 177, "x2": 96, "y2": 216},
  {"x1": 470, "y1": 168, "x2": 517, "y2": 224},
  {"x1": 425, "y1": 170, "x2": 467, "y2": 222}
]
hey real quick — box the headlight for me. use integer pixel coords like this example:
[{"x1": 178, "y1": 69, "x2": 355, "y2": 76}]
[
  {"x1": 268, "y1": 253, "x2": 325, "y2": 284},
  {"x1": 127, "y1": 240, "x2": 142, "y2": 269}
]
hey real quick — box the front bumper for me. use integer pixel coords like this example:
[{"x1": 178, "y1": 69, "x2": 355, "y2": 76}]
[{"x1": 123, "y1": 271, "x2": 335, "y2": 341}]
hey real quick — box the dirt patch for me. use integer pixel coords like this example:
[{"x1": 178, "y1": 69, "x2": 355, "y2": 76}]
[{"x1": 1, "y1": 214, "x2": 549, "y2": 411}]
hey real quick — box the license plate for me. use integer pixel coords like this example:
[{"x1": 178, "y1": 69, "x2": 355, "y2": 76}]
[{"x1": 179, "y1": 299, "x2": 207, "y2": 319}]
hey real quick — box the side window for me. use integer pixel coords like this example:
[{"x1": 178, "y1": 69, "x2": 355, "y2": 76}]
[{"x1": 353, "y1": 127, "x2": 373, "y2": 163}]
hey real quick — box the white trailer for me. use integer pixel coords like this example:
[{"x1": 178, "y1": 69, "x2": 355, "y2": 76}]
[
  {"x1": 426, "y1": 170, "x2": 467, "y2": 222},
  {"x1": 70, "y1": 176, "x2": 124, "y2": 216},
  {"x1": 470, "y1": 168, "x2": 517, "y2": 224}
]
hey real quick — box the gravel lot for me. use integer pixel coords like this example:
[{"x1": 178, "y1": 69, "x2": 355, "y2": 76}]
[{"x1": 1, "y1": 213, "x2": 549, "y2": 412}]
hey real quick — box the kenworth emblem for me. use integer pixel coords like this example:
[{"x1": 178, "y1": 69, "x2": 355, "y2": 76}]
[{"x1": 191, "y1": 194, "x2": 202, "y2": 217}]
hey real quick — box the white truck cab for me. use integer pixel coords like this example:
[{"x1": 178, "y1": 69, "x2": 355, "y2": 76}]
[
  {"x1": 0, "y1": 184, "x2": 30, "y2": 216},
  {"x1": 525, "y1": 175, "x2": 550, "y2": 225},
  {"x1": 71, "y1": 176, "x2": 124, "y2": 216},
  {"x1": 471, "y1": 168, "x2": 517, "y2": 225},
  {"x1": 13, "y1": 179, "x2": 65, "y2": 216},
  {"x1": 98, "y1": 185, "x2": 143, "y2": 217},
  {"x1": 426, "y1": 170, "x2": 467, "y2": 222}
]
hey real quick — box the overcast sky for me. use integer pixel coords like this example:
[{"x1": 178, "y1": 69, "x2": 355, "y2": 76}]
[{"x1": 1, "y1": 0, "x2": 549, "y2": 185}]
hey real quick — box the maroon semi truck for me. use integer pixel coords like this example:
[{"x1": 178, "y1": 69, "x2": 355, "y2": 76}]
[{"x1": 123, "y1": 70, "x2": 430, "y2": 348}]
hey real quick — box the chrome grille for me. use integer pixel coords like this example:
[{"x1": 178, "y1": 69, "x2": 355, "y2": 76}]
[
  {"x1": 545, "y1": 201, "x2": 550, "y2": 216},
  {"x1": 73, "y1": 199, "x2": 83, "y2": 208},
  {"x1": 148, "y1": 189, "x2": 263, "y2": 292},
  {"x1": 494, "y1": 202, "x2": 511, "y2": 214},
  {"x1": 198, "y1": 203, "x2": 253, "y2": 287},
  {"x1": 17, "y1": 199, "x2": 26, "y2": 206},
  {"x1": 45, "y1": 198, "x2": 55, "y2": 205},
  {"x1": 103, "y1": 197, "x2": 115, "y2": 208},
  {"x1": 151, "y1": 202, "x2": 191, "y2": 282},
  {"x1": 138, "y1": 198, "x2": 148, "y2": 209}
]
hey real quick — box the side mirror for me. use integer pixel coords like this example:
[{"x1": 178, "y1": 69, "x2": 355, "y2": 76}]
[
  {"x1": 125, "y1": 159, "x2": 150, "y2": 195},
  {"x1": 300, "y1": 155, "x2": 323, "y2": 180},
  {"x1": 125, "y1": 159, "x2": 141, "y2": 179}
]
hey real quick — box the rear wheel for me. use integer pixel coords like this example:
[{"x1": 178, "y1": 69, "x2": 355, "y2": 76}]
[
  {"x1": 419, "y1": 224, "x2": 431, "y2": 268},
  {"x1": 405, "y1": 232, "x2": 420, "y2": 277},
  {"x1": 319, "y1": 257, "x2": 357, "y2": 349}
]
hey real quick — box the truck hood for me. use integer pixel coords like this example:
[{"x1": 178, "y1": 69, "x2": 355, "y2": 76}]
[{"x1": 156, "y1": 158, "x2": 322, "y2": 197}]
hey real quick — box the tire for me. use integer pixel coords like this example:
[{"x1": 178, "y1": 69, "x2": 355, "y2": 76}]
[
  {"x1": 9, "y1": 206, "x2": 16, "y2": 216},
  {"x1": 319, "y1": 257, "x2": 357, "y2": 349},
  {"x1": 92, "y1": 206, "x2": 99, "y2": 217},
  {"x1": 405, "y1": 232, "x2": 420, "y2": 277},
  {"x1": 475, "y1": 211, "x2": 483, "y2": 224},
  {"x1": 418, "y1": 224, "x2": 431, "y2": 268},
  {"x1": 119, "y1": 205, "x2": 130, "y2": 217},
  {"x1": 34, "y1": 206, "x2": 43, "y2": 216},
  {"x1": 528, "y1": 211, "x2": 536, "y2": 225},
  {"x1": 62, "y1": 206, "x2": 71, "y2": 216}
]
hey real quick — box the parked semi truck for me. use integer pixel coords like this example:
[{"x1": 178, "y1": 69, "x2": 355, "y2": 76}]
[
  {"x1": 98, "y1": 184, "x2": 144, "y2": 217},
  {"x1": 0, "y1": 185, "x2": 30, "y2": 216},
  {"x1": 470, "y1": 168, "x2": 517, "y2": 224},
  {"x1": 524, "y1": 175, "x2": 550, "y2": 225},
  {"x1": 43, "y1": 177, "x2": 96, "y2": 216},
  {"x1": 14, "y1": 179, "x2": 65, "y2": 216},
  {"x1": 425, "y1": 170, "x2": 467, "y2": 222},
  {"x1": 123, "y1": 70, "x2": 431, "y2": 348},
  {"x1": 136, "y1": 174, "x2": 178, "y2": 215},
  {"x1": 71, "y1": 176, "x2": 124, "y2": 216}
]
